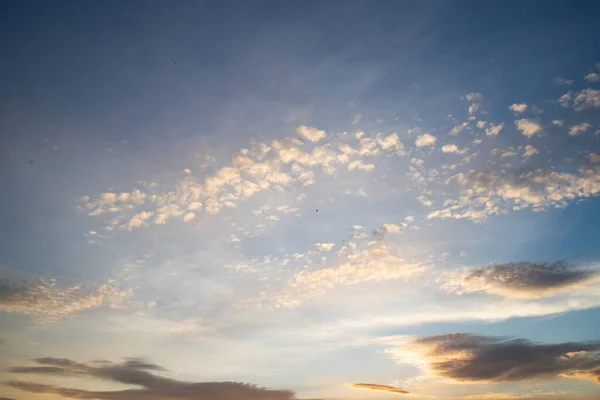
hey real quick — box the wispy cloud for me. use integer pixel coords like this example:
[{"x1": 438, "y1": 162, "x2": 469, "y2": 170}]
[
  {"x1": 351, "y1": 383, "x2": 409, "y2": 395},
  {"x1": 569, "y1": 122, "x2": 592, "y2": 136},
  {"x1": 0, "y1": 278, "x2": 132, "y2": 323}
]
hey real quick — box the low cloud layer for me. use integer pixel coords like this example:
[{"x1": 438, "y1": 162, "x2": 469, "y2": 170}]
[
  {"x1": 396, "y1": 333, "x2": 600, "y2": 383},
  {"x1": 7, "y1": 357, "x2": 298, "y2": 400},
  {"x1": 443, "y1": 261, "x2": 599, "y2": 298},
  {"x1": 351, "y1": 383, "x2": 409, "y2": 394}
]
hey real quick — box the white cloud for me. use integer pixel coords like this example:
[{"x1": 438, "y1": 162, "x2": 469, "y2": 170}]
[
  {"x1": 484, "y1": 122, "x2": 504, "y2": 136},
  {"x1": 552, "y1": 120, "x2": 564, "y2": 126},
  {"x1": 441, "y1": 144, "x2": 467, "y2": 155},
  {"x1": 569, "y1": 122, "x2": 592, "y2": 136},
  {"x1": 563, "y1": 88, "x2": 600, "y2": 110},
  {"x1": 476, "y1": 121, "x2": 486, "y2": 129},
  {"x1": 78, "y1": 189, "x2": 147, "y2": 216},
  {"x1": 427, "y1": 166, "x2": 600, "y2": 222},
  {"x1": 523, "y1": 145, "x2": 538, "y2": 158},
  {"x1": 382, "y1": 223, "x2": 403, "y2": 233},
  {"x1": 508, "y1": 103, "x2": 528, "y2": 113},
  {"x1": 183, "y1": 212, "x2": 196, "y2": 222},
  {"x1": 123, "y1": 211, "x2": 154, "y2": 231},
  {"x1": 465, "y1": 92, "x2": 483, "y2": 115},
  {"x1": 449, "y1": 122, "x2": 468, "y2": 135},
  {"x1": 515, "y1": 119, "x2": 542, "y2": 137},
  {"x1": 296, "y1": 125, "x2": 327, "y2": 142},
  {"x1": 417, "y1": 196, "x2": 433, "y2": 207},
  {"x1": 415, "y1": 133, "x2": 437, "y2": 147},
  {"x1": 585, "y1": 72, "x2": 600, "y2": 82},
  {"x1": 315, "y1": 242, "x2": 336, "y2": 252}
]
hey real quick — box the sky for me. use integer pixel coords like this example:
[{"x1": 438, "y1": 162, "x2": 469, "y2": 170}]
[{"x1": 1, "y1": 1, "x2": 600, "y2": 399}]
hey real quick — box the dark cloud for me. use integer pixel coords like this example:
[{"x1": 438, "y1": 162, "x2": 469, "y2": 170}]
[
  {"x1": 406, "y1": 333, "x2": 600, "y2": 383},
  {"x1": 351, "y1": 383, "x2": 409, "y2": 394},
  {"x1": 7, "y1": 357, "x2": 299, "y2": 400},
  {"x1": 447, "y1": 261, "x2": 598, "y2": 297}
]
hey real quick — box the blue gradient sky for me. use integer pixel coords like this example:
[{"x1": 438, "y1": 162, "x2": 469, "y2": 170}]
[{"x1": 1, "y1": 1, "x2": 600, "y2": 400}]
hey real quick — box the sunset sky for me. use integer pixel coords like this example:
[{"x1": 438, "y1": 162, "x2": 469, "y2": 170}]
[{"x1": 1, "y1": 1, "x2": 600, "y2": 399}]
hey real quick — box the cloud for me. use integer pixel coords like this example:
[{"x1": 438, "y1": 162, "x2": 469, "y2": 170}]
[
  {"x1": 561, "y1": 89, "x2": 600, "y2": 110},
  {"x1": 509, "y1": 103, "x2": 528, "y2": 113},
  {"x1": 465, "y1": 93, "x2": 483, "y2": 115},
  {"x1": 585, "y1": 73, "x2": 600, "y2": 82},
  {"x1": 82, "y1": 131, "x2": 405, "y2": 232},
  {"x1": 552, "y1": 120, "x2": 564, "y2": 126},
  {"x1": 253, "y1": 238, "x2": 426, "y2": 308},
  {"x1": 442, "y1": 261, "x2": 599, "y2": 298},
  {"x1": 569, "y1": 122, "x2": 592, "y2": 136},
  {"x1": 314, "y1": 242, "x2": 335, "y2": 252},
  {"x1": 426, "y1": 164, "x2": 600, "y2": 221},
  {"x1": 442, "y1": 144, "x2": 467, "y2": 155},
  {"x1": 351, "y1": 383, "x2": 409, "y2": 395},
  {"x1": 296, "y1": 125, "x2": 327, "y2": 142},
  {"x1": 7, "y1": 357, "x2": 298, "y2": 400},
  {"x1": 515, "y1": 119, "x2": 542, "y2": 137},
  {"x1": 449, "y1": 122, "x2": 469, "y2": 135},
  {"x1": 387, "y1": 333, "x2": 600, "y2": 384},
  {"x1": 415, "y1": 134, "x2": 437, "y2": 147},
  {"x1": 0, "y1": 278, "x2": 132, "y2": 323},
  {"x1": 484, "y1": 122, "x2": 503, "y2": 136},
  {"x1": 77, "y1": 189, "x2": 147, "y2": 216},
  {"x1": 490, "y1": 148, "x2": 517, "y2": 158},
  {"x1": 588, "y1": 152, "x2": 600, "y2": 163},
  {"x1": 552, "y1": 77, "x2": 573, "y2": 86},
  {"x1": 523, "y1": 145, "x2": 539, "y2": 158}
]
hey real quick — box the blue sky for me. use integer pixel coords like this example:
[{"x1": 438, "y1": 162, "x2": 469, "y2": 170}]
[{"x1": 2, "y1": 1, "x2": 600, "y2": 400}]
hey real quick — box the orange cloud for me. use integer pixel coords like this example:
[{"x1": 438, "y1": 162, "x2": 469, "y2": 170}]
[{"x1": 351, "y1": 383, "x2": 410, "y2": 395}]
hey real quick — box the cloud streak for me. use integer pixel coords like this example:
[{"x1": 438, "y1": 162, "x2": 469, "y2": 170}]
[
  {"x1": 0, "y1": 278, "x2": 132, "y2": 323},
  {"x1": 351, "y1": 383, "x2": 409, "y2": 395},
  {"x1": 8, "y1": 357, "x2": 298, "y2": 400}
]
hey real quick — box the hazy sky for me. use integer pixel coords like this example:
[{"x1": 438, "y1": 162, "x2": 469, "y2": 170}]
[{"x1": 1, "y1": 1, "x2": 600, "y2": 399}]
